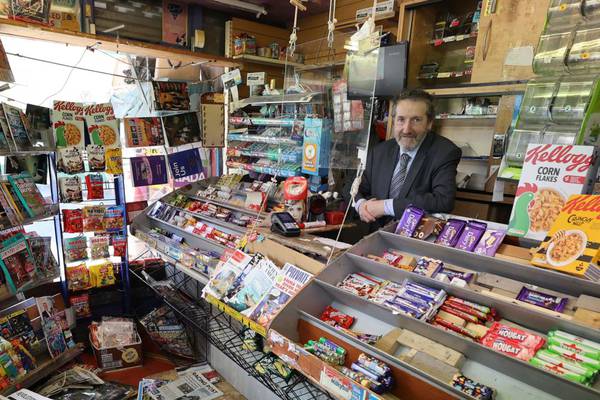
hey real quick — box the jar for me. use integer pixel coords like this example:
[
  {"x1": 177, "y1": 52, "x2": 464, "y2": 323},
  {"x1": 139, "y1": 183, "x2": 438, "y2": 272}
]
[{"x1": 270, "y1": 42, "x2": 280, "y2": 59}]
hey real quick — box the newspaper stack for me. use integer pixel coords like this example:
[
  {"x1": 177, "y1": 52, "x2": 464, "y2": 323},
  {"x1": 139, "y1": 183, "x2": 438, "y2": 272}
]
[
  {"x1": 36, "y1": 366, "x2": 104, "y2": 397},
  {"x1": 139, "y1": 370, "x2": 222, "y2": 400}
]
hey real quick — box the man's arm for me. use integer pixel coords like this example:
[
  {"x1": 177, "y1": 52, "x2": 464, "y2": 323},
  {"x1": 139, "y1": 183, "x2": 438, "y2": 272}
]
[{"x1": 392, "y1": 146, "x2": 461, "y2": 217}]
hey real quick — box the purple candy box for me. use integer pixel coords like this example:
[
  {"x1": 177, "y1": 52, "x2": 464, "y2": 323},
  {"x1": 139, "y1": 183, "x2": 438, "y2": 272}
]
[
  {"x1": 435, "y1": 219, "x2": 466, "y2": 247},
  {"x1": 455, "y1": 221, "x2": 488, "y2": 252},
  {"x1": 517, "y1": 287, "x2": 568, "y2": 313},
  {"x1": 473, "y1": 229, "x2": 506, "y2": 257},
  {"x1": 395, "y1": 205, "x2": 425, "y2": 237}
]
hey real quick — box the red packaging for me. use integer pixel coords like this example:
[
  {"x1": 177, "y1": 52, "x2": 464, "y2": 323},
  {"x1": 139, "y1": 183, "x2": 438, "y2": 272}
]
[
  {"x1": 483, "y1": 322, "x2": 545, "y2": 351},
  {"x1": 443, "y1": 299, "x2": 491, "y2": 322},
  {"x1": 433, "y1": 316, "x2": 480, "y2": 340},
  {"x1": 480, "y1": 334, "x2": 537, "y2": 361},
  {"x1": 85, "y1": 174, "x2": 104, "y2": 200},
  {"x1": 63, "y1": 209, "x2": 83, "y2": 233},
  {"x1": 112, "y1": 235, "x2": 127, "y2": 257},
  {"x1": 439, "y1": 305, "x2": 480, "y2": 324},
  {"x1": 320, "y1": 305, "x2": 355, "y2": 329}
]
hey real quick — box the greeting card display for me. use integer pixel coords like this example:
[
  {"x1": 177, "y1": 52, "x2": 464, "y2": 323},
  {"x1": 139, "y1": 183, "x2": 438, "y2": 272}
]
[
  {"x1": 124, "y1": 117, "x2": 165, "y2": 147},
  {"x1": 163, "y1": 112, "x2": 201, "y2": 147},
  {"x1": 131, "y1": 155, "x2": 169, "y2": 187},
  {"x1": 167, "y1": 148, "x2": 204, "y2": 179},
  {"x1": 152, "y1": 81, "x2": 189, "y2": 111}
]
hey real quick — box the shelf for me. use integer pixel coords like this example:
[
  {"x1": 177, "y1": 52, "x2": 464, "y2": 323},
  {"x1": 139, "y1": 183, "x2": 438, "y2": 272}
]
[
  {"x1": 428, "y1": 32, "x2": 478, "y2": 46},
  {"x1": 312, "y1": 280, "x2": 600, "y2": 400},
  {"x1": 335, "y1": 11, "x2": 397, "y2": 32},
  {"x1": 229, "y1": 117, "x2": 300, "y2": 127},
  {"x1": 425, "y1": 82, "x2": 528, "y2": 97},
  {"x1": 187, "y1": 194, "x2": 265, "y2": 219},
  {"x1": 226, "y1": 161, "x2": 301, "y2": 178},
  {"x1": 0, "y1": 19, "x2": 237, "y2": 68},
  {"x1": 418, "y1": 70, "x2": 472, "y2": 80},
  {"x1": 232, "y1": 54, "x2": 304, "y2": 68},
  {"x1": 234, "y1": 92, "x2": 323, "y2": 107},
  {"x1": 228, "y1": 147, "x2": 302, "y2": 163},
  {"x1": 349, "y1": 231, "x2": 600, "y2": 298},
  {"x1": 0, "y1": 149, "x2": 56, "y2": 156},
  {"x1": 436, "y1": 114, "x2": 497, "y2": 120},
  {"x1": 164, "y1": 202, "x2": 249, "y2": 234},
  {"x1": 0, "y1": 345, "x2": 84, "y2": 396},
  {"x1": 11, "y1": 203, "x2": 60, "y2": 228},
  {"x1": 227, "y1": 134, "x2": 301, "y2": 145},
  {"x1": 294, "y1": 60, "x2": 346, "y2": 72}
]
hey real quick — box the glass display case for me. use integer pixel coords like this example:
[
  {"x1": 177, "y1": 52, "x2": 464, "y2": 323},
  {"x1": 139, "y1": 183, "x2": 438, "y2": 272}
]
[
  {"x1": 505, "y1": 129, "x2": 541, "y2": 166},
  {"x1": 532, "y1": 31, "x2": 572, "y2": 75},
  {"x1": 551, "y1": 78, "x2": 595, "y2": 123},
  {"x1": 516, "y1": 80, "x2": 556, "y2": 126},
  {"x1": 546, "y1": 0, "x2": 584, "y2": 27},
  {"x1": 567, "y1": 25, "x2": 600, "y2": 72}
]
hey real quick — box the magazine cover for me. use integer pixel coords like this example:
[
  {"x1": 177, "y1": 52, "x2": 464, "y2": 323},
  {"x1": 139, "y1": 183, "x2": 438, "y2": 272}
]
[
  {"x1": 167, "y1": 148, "x2": 204, "y2": 180},
  {"x1": 130, "y1": 155, "x2": 169, "y2": 187},
  {"x1": 5, "y1": 154, "x2": 49, "y2": 184},
  {"x1": 250, "y1": 263, "x2": 313, "y2": 326},
  {"x1": 28, "y1": 236, "x2": 59, "y2": 282},
  {"x1": 152, "y1": 81, "x2": 190, "y2": 111},
  {"x1": 2, "y1": 103, "x2": 33, "y2": 151},
  {"x1": 0, "y1": 183, "x2": 19, "y2": 228},
  {"x1": 7, "y1": 172, "x2": 46, "y2": 217},
  {"x1": 25, "y1": 104, "x2": 53, "y2": 149},
  {"x1": 1, "y1": 180, "x2": 27, "y2": 220},
  {"x1": 163, "y1": 112, "x2": 201, "y2": 147},
  {"x1": 202, "y1": 250, "x2": 253, "y2": 300},
  {"x1": 125, "y1": 200, "x2": 148, "y2": 224},
  {"x1": 124, "y1": 117, "x2": 164, "y2": 147},
  {"x1": 10, "y1": 0, "x2": 52, "y2": 24},
  {"x1": 0, "y1": 106, "x2": 14, "y2": 151},
  {"x1": 162, "y1": 1, "x2": 188, "y2": 47},
  {"x1": 52, "y1": 100, "x2": 85, "y2": 149},
  {"x1": 225, "y1": 258, "x2": 280, "y2": 316},
  {"x1": 84, "y1": 103, "x2": 120, "y2": 149},
  {"x1": 0, "y1": 38, "x2": 14, "y2": 83},
  {"x1": 0, "y1": 233, "x2": 37, "y2": 293}
]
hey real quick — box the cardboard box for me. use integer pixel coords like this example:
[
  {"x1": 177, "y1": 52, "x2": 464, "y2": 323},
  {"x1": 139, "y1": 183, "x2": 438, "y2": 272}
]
[
  {"x1": 508, "y1": 144, "x2": 599, "y2": 241},
  {"x1": 91, "y1": 333, "x2": 143, "y2": 370},
  {"x1": 531, "y1": 194, "x2": 600, "y2": 280}
]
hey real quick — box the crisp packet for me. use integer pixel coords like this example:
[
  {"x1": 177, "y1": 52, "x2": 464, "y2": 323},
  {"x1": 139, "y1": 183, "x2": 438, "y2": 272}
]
[
  {"x1": 517, "y1": 287, "x2": 568, "y2": 312},
  {"x1": 455, "y1": 221, "x2": 487, "y2": 252},
  {"x1": 394, "y1": 205, "x2": 424, "y2": 237},
  {"x1": 473, "y1": 229, "x2": 506, "y2": 257},
  {"x1": 435, "y1": 219, "x2": 466, "y2": 247}
]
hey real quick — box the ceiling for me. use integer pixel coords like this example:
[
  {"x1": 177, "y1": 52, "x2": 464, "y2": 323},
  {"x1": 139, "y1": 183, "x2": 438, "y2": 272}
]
[{"x1": 189, "y1": 0, "x2": 331, "y2": 27}]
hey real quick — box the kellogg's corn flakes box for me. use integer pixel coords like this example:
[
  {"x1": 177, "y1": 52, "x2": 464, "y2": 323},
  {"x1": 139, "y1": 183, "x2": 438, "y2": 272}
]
[
  {"x1": 531, "y1": 194, "x2": 600, "y2": 281},
  {"x1": 508, "y1": 144, "x2": 599, "y2": 241}
]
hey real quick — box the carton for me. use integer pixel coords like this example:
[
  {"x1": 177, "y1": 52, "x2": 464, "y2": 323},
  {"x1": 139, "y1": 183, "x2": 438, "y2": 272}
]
[
  {"x1": 531, "y1": 194, "x2": 600, "y2": 280},
  {"x1": 508, "y1": 144, "x2": 599, "y2": 241}
]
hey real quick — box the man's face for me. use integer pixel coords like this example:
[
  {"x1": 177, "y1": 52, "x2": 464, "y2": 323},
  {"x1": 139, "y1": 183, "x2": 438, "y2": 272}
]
[{"x1": 393, "y1": 99, "x2": 433, "y2": 151}]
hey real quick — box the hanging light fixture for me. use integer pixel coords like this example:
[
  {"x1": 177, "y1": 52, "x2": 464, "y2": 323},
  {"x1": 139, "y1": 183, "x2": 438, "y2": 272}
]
[{"x1": 208, "y1": 0, "x2": 267, "y2": 18}]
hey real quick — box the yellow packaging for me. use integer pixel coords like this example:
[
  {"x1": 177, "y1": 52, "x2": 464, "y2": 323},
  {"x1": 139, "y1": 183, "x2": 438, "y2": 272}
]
[
  {"x1": 105, "y1": 148, "x2": 123, "y2": 175},
  {"x1": 89, "y1": 261, "x2": 116, "y2": 288},
  {"x1": 531, "y1": 194, "x2": 600, "y2": 280}
]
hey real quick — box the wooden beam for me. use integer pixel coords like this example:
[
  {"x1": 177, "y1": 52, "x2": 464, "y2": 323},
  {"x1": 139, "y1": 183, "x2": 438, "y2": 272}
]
[{"x1": 0, "y1": 19, "x2": 238, "y2": 68}]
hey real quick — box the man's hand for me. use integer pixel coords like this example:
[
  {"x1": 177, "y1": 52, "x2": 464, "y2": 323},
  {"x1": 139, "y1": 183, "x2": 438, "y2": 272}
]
[
  {"x1": 358, "y1": 200, "x2": 376, "y2": 223},
  {"x1": 358, "y1": 199, "x2": 386, "y2": 222},
  {"x1": 365, "y1": 199, "x2": 386, "y2": 219}
]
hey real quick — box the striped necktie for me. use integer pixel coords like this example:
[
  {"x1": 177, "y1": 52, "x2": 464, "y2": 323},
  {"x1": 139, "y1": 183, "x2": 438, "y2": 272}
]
[{"x1": 389, "y1": 153, "x2": 411, "y2": 199}]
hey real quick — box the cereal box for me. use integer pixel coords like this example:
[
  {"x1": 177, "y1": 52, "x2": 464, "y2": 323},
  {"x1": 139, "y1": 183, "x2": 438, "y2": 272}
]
[
  {"x1": 531, "y1": 194, "x2": 600, "y2": 281},
  {"x1": 84, "y1": 103, "x2": 120, "y2": 149},
  {"x1": 52, "y1": 101, "x2": 84, "y2": 149},
  {"x1": 508, "y1": 144, "x2": 599, "y2": 241}
]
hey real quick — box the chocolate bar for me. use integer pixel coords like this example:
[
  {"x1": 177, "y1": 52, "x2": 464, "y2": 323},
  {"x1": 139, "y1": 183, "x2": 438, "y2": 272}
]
[
  {"x1": 547, "y1": 336, "x2": 600, "y2": 360},
  {"x1": 480, "y1": 335, "x2": 537, "y2": 361},
  {"x1": 395, "y1": 205, "x2": 425, "y2": 237},
  {"x1": 435, "y1": 267, "x2": 474, "y2": 283},
  {"x1": 435, "y1": 218, "x2": 466, "y2": 247},
  {"x1": 451, "y1": 374, "x2": 494, "y2": 400},
  {"x1": 433, "y1": 316, "x2": 481, "y2": 340},
  {"x1": 414, "y1": 256, "x2": 444, "y2": 277},
  {"x1": 404, "y1": 281, "x2": 447, "y2": 303},
  {"x1": 340, "y1": 367, "x2": 386, "y2": 394},
  {"x1": 517, "y1": 287, "x2": 568, "y2": 312},
  {"x1": 455, "y1": 221, "x2": 487, "y2": 252},
  {"x1": 474, "y1": 229, "x2": 506, "y2": 257},
  {"x1": 357, "y1": 353, "x2": 392, "y2": 377},
  {"x1": 439, "y1": 305, "x2": 481, "y2": 324},
  {"x1": 413, "y1": 216, "x2": 446, "y2": 240},
  {"x1": 484, "y1": 322, "x2": 545, "y2": 351},
  {"x1": 549, "y1": 330, "x2": 600, "y2": 352},
  {"x1": 529, "y1": 357, "x2": 589, "y2": 384},
  {"x1": 547, "y1": 344, "x2": 600, "y2": 369},
  {"x1": 320, "y1": 306, "x2": 355, "y2": 329}
]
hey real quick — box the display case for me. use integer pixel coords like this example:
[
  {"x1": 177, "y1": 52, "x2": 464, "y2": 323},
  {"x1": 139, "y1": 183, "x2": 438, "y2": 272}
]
[{"x1": 269, "y1": 229, "x2": 600, "y2": 400}]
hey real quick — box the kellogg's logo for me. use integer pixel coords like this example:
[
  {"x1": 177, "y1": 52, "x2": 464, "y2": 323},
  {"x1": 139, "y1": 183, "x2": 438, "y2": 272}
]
[
  {"x1": 525, "y1": 144, "x2": 593, "y2": 173},
  {"x1": 53, "y1": 101, "x2": 84, "y2": 115},
  {"x1": 84, "y1": 103, "x2": 115, "y2": 116},
  {"x1": 562, "y1": 195, "x2": 600, "y2": 217}
]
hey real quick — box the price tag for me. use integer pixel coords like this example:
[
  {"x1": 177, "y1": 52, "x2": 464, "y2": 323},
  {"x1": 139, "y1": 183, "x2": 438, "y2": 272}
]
[{"x1": 247, "y1": 72, "x2": 265, "y2": 86}]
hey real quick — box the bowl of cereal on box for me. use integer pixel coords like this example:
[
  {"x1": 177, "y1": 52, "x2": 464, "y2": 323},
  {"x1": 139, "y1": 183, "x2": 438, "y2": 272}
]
[
  {"x1": 528, "y1": 188, "x2": 566, "y2": 232},
  {"x1": 546, "y1": 229, "x2": 587, "y2": 267}
]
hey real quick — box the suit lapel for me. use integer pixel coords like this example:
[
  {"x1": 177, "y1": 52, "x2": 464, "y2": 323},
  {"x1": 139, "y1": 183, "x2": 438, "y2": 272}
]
[
  {"x1": 383, "y1": 142, "x2": 399, "y2": 198},
  {"x1": 397, "y1": 132, "x2": 433, "y2": 199}
]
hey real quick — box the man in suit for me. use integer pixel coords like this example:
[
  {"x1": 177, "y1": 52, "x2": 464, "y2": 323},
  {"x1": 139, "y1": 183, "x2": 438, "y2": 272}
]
[{"x1": 355, "y1": 89, "x2": 461, "y2": 226}]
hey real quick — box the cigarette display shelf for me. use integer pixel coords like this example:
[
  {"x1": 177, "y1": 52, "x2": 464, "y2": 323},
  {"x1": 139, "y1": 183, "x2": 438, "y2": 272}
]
[
  {"x1": 130, "y1": 264, "x2": 334, "y2": 400},
  {"x1": 267, "y1": 230, "x2": 600, "y2": 400},
  {"x1": 234, "y1": 92, "x2": 323, "y2": 108},
  {"x1": 227, "y1": 134, "x2": 302, "y2": 146},
  {"x1": 226, "y1": 160, "x2": 302, "y2": 178},
  {"x1": 228, "y1": 144, "x2": 303, "y2": 164},
  {"x1": 229, "y1": 117, "x2": 300, "y2": 127}
]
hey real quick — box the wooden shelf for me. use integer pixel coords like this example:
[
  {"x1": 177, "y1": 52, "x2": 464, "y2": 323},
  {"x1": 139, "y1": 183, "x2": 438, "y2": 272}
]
[
  {"x1": 1, "y1": 345, "x2": 83, "y2": 396},
  {"x1": 428, "y1": 32, "x2": 478, "y2": 46},
  {"x1": 425, "y1": 82, "x2": 528, "y2": 97},
  {"x1": 335, "y1": 11, "x2": 397, "y2": 31},
  {"x1": 0, "y1": 19, "x2": 237, "y2": 68},
  {"x1": 232, "y1": 54, "x2": 304, "y2": 68}
]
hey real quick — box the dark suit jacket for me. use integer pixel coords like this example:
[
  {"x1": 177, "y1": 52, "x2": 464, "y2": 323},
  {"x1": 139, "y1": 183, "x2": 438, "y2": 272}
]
[{"x1": 357, "y1": 132, "x2": 461, "y2": 223}]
